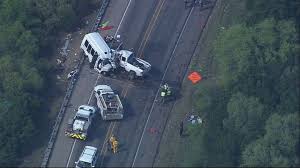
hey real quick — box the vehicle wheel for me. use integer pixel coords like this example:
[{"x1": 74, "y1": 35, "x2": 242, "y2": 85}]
[{"x1": 128, "y1": 71, "x2": 136, "y2": 80}]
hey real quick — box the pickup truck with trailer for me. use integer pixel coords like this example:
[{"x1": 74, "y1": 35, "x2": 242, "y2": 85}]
[{"x1": 94, "y1": 85, "x2": 124, "y2": 120}]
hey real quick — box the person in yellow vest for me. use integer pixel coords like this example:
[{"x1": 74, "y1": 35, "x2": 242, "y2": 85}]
[
  {"x1": 109, "y1": 135, "x2": 119, "y2": 153},
  {"x1": 112, "y1": 139, "x2": 118, "y2": 153}
]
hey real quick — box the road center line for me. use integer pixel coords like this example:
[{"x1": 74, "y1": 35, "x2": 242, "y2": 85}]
[
  {"x1": 139, "y1": 0, "x2": 166, "y2": 58},
  {"x1": 99, "y1": 123, "x2": 113, "y2": 155},
  {"x1": 131, "y1": 6, "x2": 195, "y2": 167},
  {"x1": 65, "y1": 0, "x2": 132, "y2": 167},
  {"x1": 137, "y1": 0, "x2": 166, "y2": 58}
]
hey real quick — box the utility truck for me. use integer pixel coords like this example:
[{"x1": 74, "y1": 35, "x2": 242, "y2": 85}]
[
  {"x1": 75, "y1": 146, "x2": 98, "y2": 168},
  {"x1": 65, "y1": 105, "x2": 96, "y2": 140},
  {"x1": 94, "y1": 85, "x2": 124, "y2": 120},
  {"x1": 80, "y1": 32, "x2": 151, "y2": 80}
]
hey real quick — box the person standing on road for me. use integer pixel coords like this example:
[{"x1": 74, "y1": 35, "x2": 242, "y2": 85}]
[
  {"x1": 109, "y1": 135, "x2": 119, "y2": 154},
  {"x1": 179, "y1": 121, "x2": 184, "y2": 137},
  {"x1": 109, "y1": 135, "x2": 116, "y2": 151},
  {"x1": 112, "y1": 139, "x2": 119, "y2": 154}
]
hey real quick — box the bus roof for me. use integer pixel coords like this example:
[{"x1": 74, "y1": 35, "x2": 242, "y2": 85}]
[{"x1": 85, "y1": 32, "x2": 112, "y2": 59}]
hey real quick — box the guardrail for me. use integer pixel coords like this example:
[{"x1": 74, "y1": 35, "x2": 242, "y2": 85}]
[{"x1": 40, "y1": 0, "x2": 110, "y2": 167}]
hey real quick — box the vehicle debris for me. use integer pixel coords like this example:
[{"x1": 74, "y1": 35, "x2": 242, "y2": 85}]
[{"x1": 67, "y1": 69, "x2": 79, "y2": 80}]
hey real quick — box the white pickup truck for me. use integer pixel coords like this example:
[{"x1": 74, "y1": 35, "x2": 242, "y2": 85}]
[
  {"x1": 65, "y1": 105, "x2": 96, "y2": 140},
  {"x1": 94, "y1": 85, "x2": 124, "y2": 120},
  {"x1": 116, "y1": 50, "x2": 151, "y2": 79},
  {"x1": 75, "y1": 146, "x2": 98, "y2": 168}
]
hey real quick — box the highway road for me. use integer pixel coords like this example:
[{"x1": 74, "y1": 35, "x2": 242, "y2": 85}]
[{"x1": 47, "y1": 0, "x2": 215, "y2": 167}]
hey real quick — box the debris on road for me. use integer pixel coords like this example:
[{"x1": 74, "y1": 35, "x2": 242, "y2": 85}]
[
  {"x1": 67, "y1": 69, "x2": 79, "y2": 80},
  {"x1": 57, "y1": 59, "x2": 62, "y2": 65},
  {"x1": 149, "y1": 127, "x2": 159, "y2": 134},
  {"x1": 56, "y1": 57, "x2": 66, "y2": 65},
  {"x1": 99, "y1": 21, "x2": 114, "y2": 31},
  {"x1": 56, "y1": 75, "x2": 62, "y2": 80}
]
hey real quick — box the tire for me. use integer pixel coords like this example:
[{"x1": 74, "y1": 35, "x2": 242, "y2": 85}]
[{"x1": 128, "y1": 71, "x2": 136, "y2": 80}]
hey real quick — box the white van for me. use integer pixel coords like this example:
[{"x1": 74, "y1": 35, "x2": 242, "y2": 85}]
[
  {"x1": 75, "y1": 146, "x2": 98, "y2": 168},
  {"x1": 80, "y1": 32, "x2": 112, "y2": 66}
]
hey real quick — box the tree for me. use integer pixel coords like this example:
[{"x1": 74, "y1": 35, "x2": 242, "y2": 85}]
[
  {"x1": 276, "y1": 66, "x2": 299, "y2": 113},
  {"x1": 56, "y1": 3, "x2": 77, "y2": 31},
  {"x1": 188, "y1": 0, "x2": 300, "y2": 167},
  {"x1": 223, "y1": 92, "x2": 265, "y2": 147},
  {"x1": 0, "y1": 0, "x2": 96, "y2": 165},
  {"x1": 214, "y1": 19, "x2": 299, "y2": 106},
  {"x1": 245, "y1": 0, "x2": 300, "y2": 23},
  {"x1": 0, "y1": 99, "x2": 35, "y2": 166},
  {"x1": 0, "y1": 0, "x2": 27, "y2": 24},
  {"x1": 214, "y1": 24, "x2": 254, "y2": 89},
  {"x1": 241, "y1": 113, "x2": 300, "y2": 167}
]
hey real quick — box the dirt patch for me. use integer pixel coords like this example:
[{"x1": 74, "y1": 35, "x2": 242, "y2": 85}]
[
  {"x1": 18, "y1": 1, "x2": 103, "y2": 167},
  {"x1": 153, "y1": 0, "x2": 245, "y2": 166}
]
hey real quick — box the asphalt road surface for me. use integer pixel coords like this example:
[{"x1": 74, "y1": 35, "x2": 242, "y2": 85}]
[{"x1": 47, "y1": 0, "x2": 215, "y2": 167}]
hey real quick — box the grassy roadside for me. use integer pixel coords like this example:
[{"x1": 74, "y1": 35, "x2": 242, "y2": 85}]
[{"x1": 154, "y1": 0, "x2": 246, "y2": 166}]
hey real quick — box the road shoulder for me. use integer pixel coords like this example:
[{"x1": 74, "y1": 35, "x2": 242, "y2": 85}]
[{"x1": 153, "y1": 0, "x2": 227, "y2": 166}]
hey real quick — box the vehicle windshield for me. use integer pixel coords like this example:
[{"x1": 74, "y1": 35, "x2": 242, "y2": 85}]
[
  {"x1": 75, "y1": 116, "x2": 88, "y2": 121},
  {"x1": 77, "y1": 161, "x2": 91, "y2": 167},
  {"x1": 127, "y1": 54, "x2": 138, "y2": 65}
]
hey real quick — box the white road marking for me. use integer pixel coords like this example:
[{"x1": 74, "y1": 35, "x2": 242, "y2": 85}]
[
  {"x1": 114, "y1": 0, "x2": 132, "y2": 37},
  {"x1": 131, "y1": 7, "x2": 195, "y2": 167},
  {"x1": 66, "y1": 139, "x2": 77, "y2": 167},
  {"x1": 65, "y1": 0, "x2": 132, "y2": 167},
  {"x1": 87, "y1": 75, "x2": 101, "y2": 103}
]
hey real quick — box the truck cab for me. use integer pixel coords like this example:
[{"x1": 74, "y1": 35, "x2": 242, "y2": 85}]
[
  {"x1": 117, "y1": 50, "x2": 151, "y2": 79},
  {"x1": 75, "y1": 146, "x2": 98, "y2": 168}
]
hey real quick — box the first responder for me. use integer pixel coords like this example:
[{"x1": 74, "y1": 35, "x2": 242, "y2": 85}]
[
  {"x1": 161, "y1": 83, "x2": 171, "y2": 97},
  {"x1": 109, "y1": 135, "x2": 119, "y2": 154},
  {"x1": 112, "y1": 139, "x2": 118, "y2": 153},
  {"x1": 160, "y1": 83, "x2": 168, "y2": 96}
]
